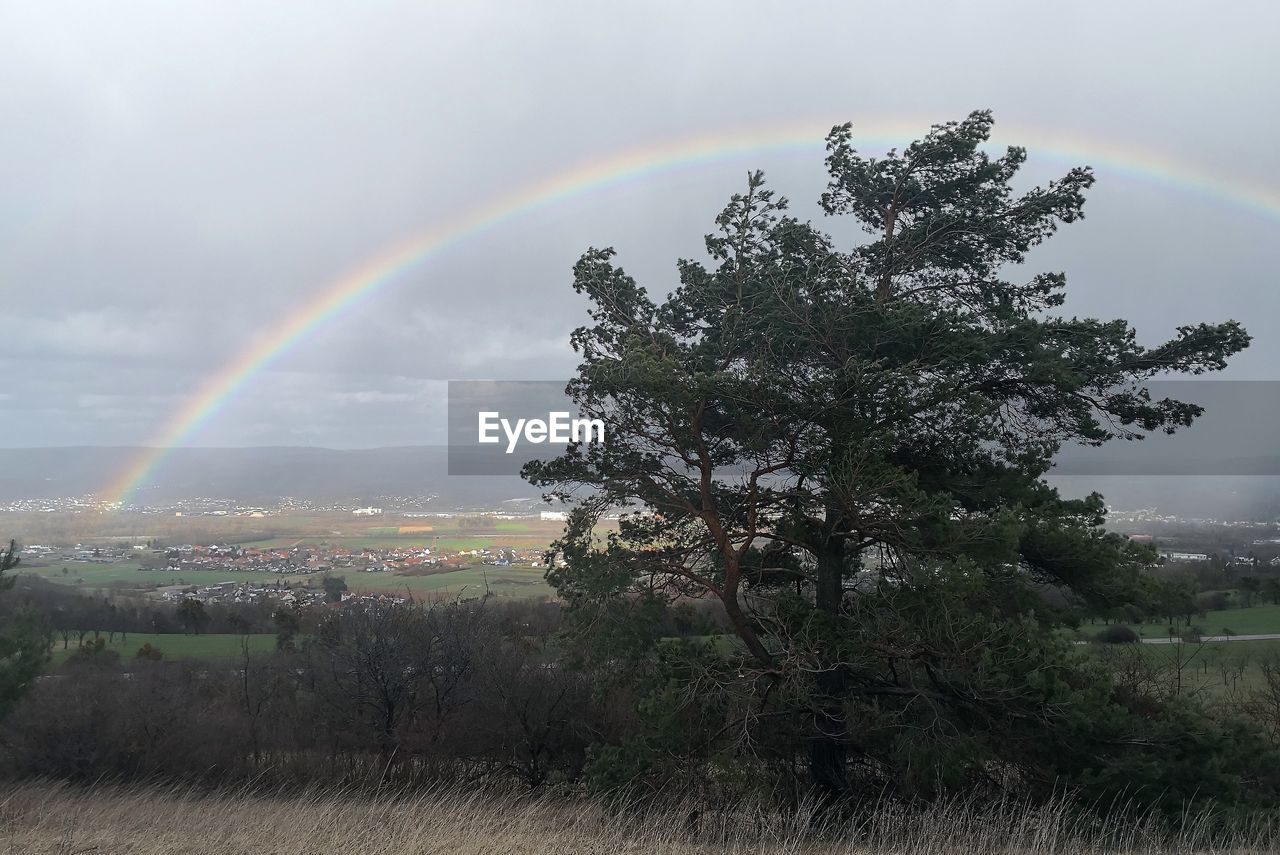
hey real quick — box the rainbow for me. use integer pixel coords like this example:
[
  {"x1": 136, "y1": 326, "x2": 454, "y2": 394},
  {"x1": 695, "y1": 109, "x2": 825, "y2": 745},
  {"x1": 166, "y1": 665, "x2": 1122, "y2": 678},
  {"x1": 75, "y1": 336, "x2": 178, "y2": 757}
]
[{"x1": 101, "y1": 116, "x2": 1280, "y2": 505}]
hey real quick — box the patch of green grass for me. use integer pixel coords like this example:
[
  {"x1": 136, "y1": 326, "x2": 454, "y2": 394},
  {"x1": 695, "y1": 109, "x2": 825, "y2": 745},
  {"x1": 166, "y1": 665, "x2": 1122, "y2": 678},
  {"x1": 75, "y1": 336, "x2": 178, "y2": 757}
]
[
  {"x1": 49, "y1": 633, "x2": 276, "y2": 666},
  {"x1": 1080, "y1": 603, "x2": 1280, "y2": 639},
  {"x1": 660, "y1": 634, "x2": 744, "y2": 654},
  {"x1": 23, "y1": 563, "x2": 311, "y2": 590},
  {"x1": 23, "y1": 558, "x2": 553, "y2": 600},
  {"x1": 345, "y1": 565, "x2": 553, "y2": 598},
  {"x1": 239, "y1": 535, "x2": 502, "y2": 551},
  {"x1": 1088, "y1": 637, "x2": 1280, "y2": 697},
  {"x1": 237, "y1": 538, "x2": 306, "y2": 549}
]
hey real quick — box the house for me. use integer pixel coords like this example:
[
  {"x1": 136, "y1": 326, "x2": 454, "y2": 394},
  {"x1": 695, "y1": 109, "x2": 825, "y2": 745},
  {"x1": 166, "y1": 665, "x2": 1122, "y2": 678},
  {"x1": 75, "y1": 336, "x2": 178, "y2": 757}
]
[{"x1": 1162, "y1": 551, "x2": 1209, "y2": 562}]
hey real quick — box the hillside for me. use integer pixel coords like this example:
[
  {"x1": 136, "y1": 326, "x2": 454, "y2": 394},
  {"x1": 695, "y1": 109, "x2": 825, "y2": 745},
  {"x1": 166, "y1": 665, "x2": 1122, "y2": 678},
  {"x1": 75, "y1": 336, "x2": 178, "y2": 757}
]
[{"x1": 0, "y1": 446, "x2": 535, "y2": 508}]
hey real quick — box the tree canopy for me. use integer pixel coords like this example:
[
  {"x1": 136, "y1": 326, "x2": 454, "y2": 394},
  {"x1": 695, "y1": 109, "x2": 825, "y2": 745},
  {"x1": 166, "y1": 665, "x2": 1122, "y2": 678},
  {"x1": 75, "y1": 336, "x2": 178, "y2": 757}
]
[
  {"x1": 0, "y1": 541, "x2": 48, "y2": 716},
  {"x1": 525, "y1": 111, "x2": 1265, "y2": 806}
]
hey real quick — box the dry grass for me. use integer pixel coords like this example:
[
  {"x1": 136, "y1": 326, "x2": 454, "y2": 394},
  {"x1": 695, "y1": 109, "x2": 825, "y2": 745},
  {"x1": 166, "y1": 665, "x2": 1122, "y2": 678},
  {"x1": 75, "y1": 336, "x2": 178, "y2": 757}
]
[{"x1": 0, "y1": 780, "x2": 1276, "y2": 854}]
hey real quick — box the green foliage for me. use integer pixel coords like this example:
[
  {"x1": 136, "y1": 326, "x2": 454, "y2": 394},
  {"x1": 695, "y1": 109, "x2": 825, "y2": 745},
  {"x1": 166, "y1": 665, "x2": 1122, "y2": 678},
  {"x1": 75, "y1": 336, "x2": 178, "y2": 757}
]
[
  {"x1": 69, "y1": 636, "x2": 120, "y2": 666},
  {"x1": 135, "y1": 642, "x2": 164, "y2": 661},
  {"x1": 0, "y1": 541, "x2": 49, "y2": 717},
  {"x1": 176, "y1": 598, "x2": 209, "y2": 635},
  {"x1": 273, "y1": 606, "x2": 301, "y2": 651},
  {"x1": 525, "y1": 112, "x2": 1260, "y2": 809},
  {"x1": 1095, "y1": 624, "x2": 1140, "y2": 644},
  {"x1": 322, "y1": 574, "x2": 349, "y2": 603}
]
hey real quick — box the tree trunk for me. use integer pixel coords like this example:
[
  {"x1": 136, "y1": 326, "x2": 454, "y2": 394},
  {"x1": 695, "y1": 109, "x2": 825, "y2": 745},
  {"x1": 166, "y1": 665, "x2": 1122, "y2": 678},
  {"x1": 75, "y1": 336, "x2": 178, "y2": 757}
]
[
  {"x1": 721, "y1": 589, "x2": 772, "y2": 667},
  {"x1": 809, "y1": 535, "x2": 848, "y2": 796}
]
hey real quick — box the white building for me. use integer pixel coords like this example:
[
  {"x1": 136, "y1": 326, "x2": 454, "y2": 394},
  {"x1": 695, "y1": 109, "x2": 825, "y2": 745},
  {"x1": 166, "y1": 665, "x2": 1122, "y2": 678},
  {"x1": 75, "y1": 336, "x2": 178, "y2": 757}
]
[
  {"x1": 353, "y1": 507, "x2": 383, "y2": 516},
  {"x1": 540, "y1": 511, "x2": 567, "y2": 521}
]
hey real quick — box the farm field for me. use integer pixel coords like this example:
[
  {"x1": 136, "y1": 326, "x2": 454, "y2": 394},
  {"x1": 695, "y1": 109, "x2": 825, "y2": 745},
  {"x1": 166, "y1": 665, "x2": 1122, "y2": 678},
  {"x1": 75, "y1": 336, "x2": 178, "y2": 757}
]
[
  {"x1": 344, "y1": 565, "x2": 554, "y2": 598},
  {"x1": 20, "y1": 557, "x2": 554, "y2": 599},
  {"x1": 20, "y1": 562, "x2": 313, "y2": 591},
  {"x1": 49, "y1": 633, "x2": 275, "y2": 666},
  {"x1": 239, "y1": 535, "x2": 527, "y2": 551},
  {"x1": 2, "y1": 510, "x2": 591, "y2": 552}
]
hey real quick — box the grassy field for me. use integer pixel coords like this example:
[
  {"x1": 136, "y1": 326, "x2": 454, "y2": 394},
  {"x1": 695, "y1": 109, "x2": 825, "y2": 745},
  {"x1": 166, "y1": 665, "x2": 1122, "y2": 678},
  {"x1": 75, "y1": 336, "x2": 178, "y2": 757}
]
[
  {"x1": 1080, "y1": 603, "x2": 1280, "y2": 639},
  {"x1": 48, "y1": 632, "x2": 276, "y2": 665},
  {"x1": 240, "y1": 535, "x2": 512, "y2": 551},
  {"x1": 13, "y1": 510, "x2": 576, "y2": 601},
  {"x1": 1088, "y1": 637, "x2": 1280, "y2": 697},
  {"x1": 21, "y1": 555, "x2": 554, "y2": 599},
  {"x1": 21, "y1": 562, "x2": 315, "y2": 590},
  {"x1": 344, "y1": 565, "x2": 553, "y2": 598},
  {"x1": 235, "y1": 516, "x2": 574, "y2": 552},
  {"x1": 3, "y1": 781, "x2": 1275, "y2": 854}
]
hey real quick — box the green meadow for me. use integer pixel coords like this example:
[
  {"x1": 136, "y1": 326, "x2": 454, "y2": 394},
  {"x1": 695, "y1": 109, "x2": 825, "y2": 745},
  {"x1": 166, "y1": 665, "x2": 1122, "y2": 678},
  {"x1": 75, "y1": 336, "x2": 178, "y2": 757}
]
[
  {"x1": 241, "y1": 535, "x2": 502, "y2": 551},
  {"x1": 1088, "y1": 637, "x2": 1280, "y2": 697},
  {"x1": 1079, "y1": 603, "x2": 1280, "y2": 639},
  {"x1": 343, "y1": 565, "x2": 553, "y2": 598},
  {"x1": 22, "y1": 562, "x2": 311, "y2": 591},
  {"x1": 49, "y1": 633, "x2": 276, "y2": 666},
  {"x1": 23, "y1": 558, "x2": 553, "y2": 599}
]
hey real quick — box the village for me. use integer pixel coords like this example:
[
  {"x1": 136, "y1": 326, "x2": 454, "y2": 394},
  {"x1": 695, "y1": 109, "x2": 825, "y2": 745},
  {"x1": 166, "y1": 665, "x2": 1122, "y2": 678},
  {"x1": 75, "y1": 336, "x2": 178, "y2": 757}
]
[
  {"x1": 12, "y1": 532, "x2": 562, "y2": 608},
  {"x1": 156, "y1": 541, "x2": 549, "y2": 574},
  {"x1": 143, "y1": 540, "x2": 555, "y2": 603}
]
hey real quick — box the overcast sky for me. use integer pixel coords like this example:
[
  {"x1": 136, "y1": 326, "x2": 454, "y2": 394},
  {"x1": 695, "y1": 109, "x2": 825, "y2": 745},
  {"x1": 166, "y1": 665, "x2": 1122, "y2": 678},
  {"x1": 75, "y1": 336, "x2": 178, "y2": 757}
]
[{"x1": 3, "y1": 1, "x2": 1277, "y2": 448}]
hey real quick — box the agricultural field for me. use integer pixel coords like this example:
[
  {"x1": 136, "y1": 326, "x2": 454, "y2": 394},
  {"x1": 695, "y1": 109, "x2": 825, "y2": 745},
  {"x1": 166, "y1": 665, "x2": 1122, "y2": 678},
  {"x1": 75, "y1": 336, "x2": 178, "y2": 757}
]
[
  {"x1": 48, "y1": 633, "x2": 276, "y2": 666},
  {"x1": 343, "y1": 565, "x2": 554, "y2": 598},
  {"x1": 19, "y1": 561, "x2": 312, "y2": 591},
  {"x1": 19, "y1": 559, "x2": 553, "y2": 599},
  {"x1": 12, "y1": 510, "x2": 574, "y2": 601},
  {"x1": 21, "y1": 559, "x2": 553, "y2": 603},
  {"x1": 4, "y1": 510, "x2": 588, "y2": 551},
  {"x1": 239, "y1": 516, "x2": 576, "y2": 552},
  {"x1": 240, "y1": 535, "x2": 515, "y2": 552}
]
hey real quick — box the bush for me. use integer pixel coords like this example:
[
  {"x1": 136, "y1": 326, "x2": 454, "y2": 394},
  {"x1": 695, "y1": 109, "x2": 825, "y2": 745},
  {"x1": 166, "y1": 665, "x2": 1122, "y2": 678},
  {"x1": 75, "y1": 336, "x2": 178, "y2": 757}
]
[
  {"x1": 1198, "y1": 591, "x2": 1231, "y2": 612},
  {"x1": 1095, "y1": 624, "x2": 1140, "y2": 644},
  {"x1": 136, "y1": 643, "x2": 163, "y2": 661}
]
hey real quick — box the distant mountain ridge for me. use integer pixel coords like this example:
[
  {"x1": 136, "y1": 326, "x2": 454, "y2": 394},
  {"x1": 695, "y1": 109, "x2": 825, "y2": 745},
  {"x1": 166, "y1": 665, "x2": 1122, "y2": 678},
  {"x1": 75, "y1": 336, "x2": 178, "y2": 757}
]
[
  {"x1": 0, "y1": 446, "x2": 536, "y2": 508},
  {"x1": 1, "y1": 446, "x2": 1278, "y2": 519}
]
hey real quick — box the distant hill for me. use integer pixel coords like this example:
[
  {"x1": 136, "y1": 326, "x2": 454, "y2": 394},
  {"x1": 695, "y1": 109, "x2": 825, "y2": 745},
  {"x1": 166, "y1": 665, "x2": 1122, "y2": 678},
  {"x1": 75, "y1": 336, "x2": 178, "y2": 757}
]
[
  {"x1": 1, "y1": 445, "x2": 1278, "y2": 519},
  {"x1": 0, "y1": 446, "x2": 538, "y2": 508},
  {"x1": 1047, "y1": 475, "x2": 1280, "y2": 521}
]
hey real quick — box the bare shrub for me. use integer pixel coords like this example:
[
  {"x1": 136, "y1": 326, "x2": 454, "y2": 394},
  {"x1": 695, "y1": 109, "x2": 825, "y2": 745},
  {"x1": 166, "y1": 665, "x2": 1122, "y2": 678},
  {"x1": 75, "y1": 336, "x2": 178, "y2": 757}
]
[
  {"x1": 1094, "y1": 624, "x2": 1140, "y2": 644},
  {"x1": 1, "y1": 780, "x2": 1277, "y2": 854}
]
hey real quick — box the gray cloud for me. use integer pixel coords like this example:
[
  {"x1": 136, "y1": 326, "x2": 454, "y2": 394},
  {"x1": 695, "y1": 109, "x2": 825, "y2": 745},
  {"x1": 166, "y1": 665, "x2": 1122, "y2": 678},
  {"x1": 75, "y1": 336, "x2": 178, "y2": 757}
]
[{"x1": 2, "y1": 0, "x2": 1277, "y2": 448}]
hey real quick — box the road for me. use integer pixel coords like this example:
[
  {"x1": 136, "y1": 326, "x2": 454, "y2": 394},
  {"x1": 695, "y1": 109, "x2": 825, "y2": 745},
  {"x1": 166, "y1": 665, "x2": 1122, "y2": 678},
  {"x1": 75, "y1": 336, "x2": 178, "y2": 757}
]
[
  {"x1": 1075, "y1": 633, "x2": 1280, "y2": 646},
  {"x1": 1139, "y1": 633, "x2": 1280, "y2": 645}
]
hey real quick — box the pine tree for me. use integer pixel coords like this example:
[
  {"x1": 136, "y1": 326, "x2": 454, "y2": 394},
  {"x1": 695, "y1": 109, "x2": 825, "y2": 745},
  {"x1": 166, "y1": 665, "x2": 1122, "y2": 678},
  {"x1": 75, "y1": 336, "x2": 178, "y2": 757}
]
[
  {"x1": 0, "y1": 540, "x2": 49, "y2": 716},
  {"x1": 525, "y1": 112, "x2": 1256, "y2": 801}
]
